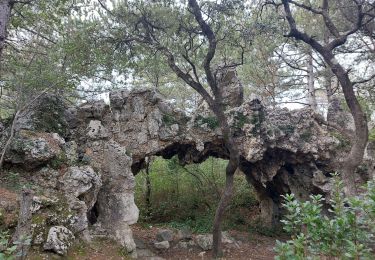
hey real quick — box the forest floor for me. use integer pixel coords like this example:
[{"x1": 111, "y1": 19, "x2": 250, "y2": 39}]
[
  {"x1": 132, "y1": 224, "x2": 279, "y2": 260},
  {"x1": 28, "y1": 224, "x2": 280, "y2": 260},
  {"x1": 26, "y1": 223, "x2": 281, "y2": 260}
]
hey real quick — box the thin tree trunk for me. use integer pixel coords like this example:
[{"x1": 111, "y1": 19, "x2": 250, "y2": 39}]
[
  {"x1": 145, "y1": 157, "x2": 152, "y2": 217},
  {"x1": 0, "y1": 0, "x2": 11, "y2": 61},
  {"x1": 0, "y1": 110, "x2": 19, "y2": 171},
  {"x1": 323, "y1": 27, "x2": 334, "y2": 104},
  {"x1": 11, "y1": 188, "x2": 34, "y2": 260},
  {"x1": 307, "y1": 49, "x2": 317, "y2": 112},
  {"x1": 212, "y1": 157, "x2": 236, "y2": 257},
  {"x1": 211, "y1": 105, "x2": 239, "y2": 258}
]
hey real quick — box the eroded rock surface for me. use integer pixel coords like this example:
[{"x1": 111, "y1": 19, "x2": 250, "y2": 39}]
[
  {"x1": 43, "y1": 226, "x2": 75, "y2": 255},
  {"x1": 1, "y1": 85, "x2": 365, "y2": 257}
]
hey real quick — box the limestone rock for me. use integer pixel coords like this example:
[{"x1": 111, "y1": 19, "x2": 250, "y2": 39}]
[
  {"x1": 216, "y1": 66, "x2": 244, "y2": 108},
  {"x1": 195, "y1": 234, "x2": 213, "y2": 251},
  {"x1": 96, "y1": 140, "x2": 138, "y2": 254},
  {"x1": 154, "y1": 241, "x2": 170, "y2": 250},
  {"x1": 60, "y1": 166, "x2": 101, "y2": 233},
  {"x1": 78, "y1": 100, "x2": 108, "y2": 119},
  {"x1": 63, "y1": 141, "x2": 78, "y2": 164},
  {"x1": 86, "y1": 120, "x2": 109, "y2": 140},
  {"x1": 43, "y1": 226, "x2": 75, "y2": 255},
  {"x1": 60, "y1": 166, "x2": 102, "y2": 209},
  {"x1": 156, "y1": 229, "x2": 174, "y2": 242},
  {"x1": 6, "y1": 131, "x2": 63, "y2": 169}
]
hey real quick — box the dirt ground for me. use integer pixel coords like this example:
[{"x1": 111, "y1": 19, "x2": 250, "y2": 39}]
[
  {"x1": 132, "y1": 224, "x2": 277, "y2": 260},
  {"x1": 26, "y1": 224, "x2": 279, "y2": 260}
]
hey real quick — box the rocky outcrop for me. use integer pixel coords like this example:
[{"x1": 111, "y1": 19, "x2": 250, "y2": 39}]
[{"x1": 1, "y1": 85, "x2": 361, "y2": 257}]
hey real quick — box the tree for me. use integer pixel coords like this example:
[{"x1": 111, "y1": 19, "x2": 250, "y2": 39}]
[
  {"x1": 97, "y1": 0, "x2": 251, "y2": 257},
  {"x1": 269, "y1": 0, "x2": 374, "y2": 195},
  {"x1": 0, "y1": 0, "x2": 11, "y2": 60}
]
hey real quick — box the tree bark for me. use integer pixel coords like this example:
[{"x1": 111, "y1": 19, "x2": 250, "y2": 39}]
[
  {"x1": 0, "y1": 0, "x2": 11, "y2": 60},
  {"x1": 210, "y1": 105, "x2": 239, "y2": 258},
  {"x1": 145, "y1": 157, "x2": 152, "y2": 217},
  {"x1": 307, "y1": 48, "x2": 317, "y2": 112},
  {"x1": 0, "y1": 110, "x2": 19, "y2": 171},
  {"x1": 11, "y1": 188, "x2": 34, "y2": 260}
]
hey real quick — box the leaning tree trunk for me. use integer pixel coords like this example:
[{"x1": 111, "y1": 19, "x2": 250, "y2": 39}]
[
  {"x1": 324, "y1": 54, "x2": 368, "y2": 196},
  {"x1": 211, "y1": 105, "x2": 240, "y2": 258},
  {"x1": 0, "y1": 0, "x2": 11, "y2": 60},
  {"x1": 280, "y1": 0, "x2": 369, "y2": 196}
]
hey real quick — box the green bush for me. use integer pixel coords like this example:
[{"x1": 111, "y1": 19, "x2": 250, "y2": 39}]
[
  {"x1": 275, "y1": 175, "x2": 375, "y2": 260},
  {"x1": 0, "y1": 230, "x2": 17, "y2": 260}
]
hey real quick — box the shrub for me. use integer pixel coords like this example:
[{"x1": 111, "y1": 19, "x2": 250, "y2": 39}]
[{"x1": 275, "y1": 175, "x2": 375, "y2": 260}]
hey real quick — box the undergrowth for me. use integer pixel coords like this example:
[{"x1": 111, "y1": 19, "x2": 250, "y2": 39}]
[{"x1": 135, "y1": 156, "x2": 260, "y2": 234}]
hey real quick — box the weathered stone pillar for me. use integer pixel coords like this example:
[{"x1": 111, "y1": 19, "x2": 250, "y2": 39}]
[{"x1": 97, "y1": 140, "x2": 139, "y2": 256}]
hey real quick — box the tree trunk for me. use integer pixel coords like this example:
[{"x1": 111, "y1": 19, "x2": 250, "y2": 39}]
[
  {"x1": 145, "y1": 157, "x2": 152, "y2": 217},
  {"x1": 212, "y1": 158, "x2": 236, "y2": 257},
  {"x1": 307, "y1": 49, "x2": 317, "y2": 112},
  {"x1": 210, "y1": 105, "x2": 239, "y2": 258},
  {"x1": 325, "y1": 54, "x2": 368, "y2": 196},
  {"x1": 323, "y1": 69, "x2": 333, "y2": 104},
  {"x1": 0, "y1": 110, "x2": 19, "y2": 171},
  {"x1": 280, "y1": 0, "x2": 369, "y2": 196},
  {"x1": 11, "y1": 188, "x2": 34, "y2": 260},
  {"x1": 0, "y1": 0, "x2": 11, "y2": 60}
]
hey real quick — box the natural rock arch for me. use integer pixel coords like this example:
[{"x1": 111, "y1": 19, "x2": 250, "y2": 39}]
[{"x1": 2, "y1": 88, "x2": 354, "y2": 256}]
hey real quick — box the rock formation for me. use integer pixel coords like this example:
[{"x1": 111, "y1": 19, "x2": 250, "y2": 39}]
[{"x1": 0, "y1": 84, "x2": 369, "y2": 257}]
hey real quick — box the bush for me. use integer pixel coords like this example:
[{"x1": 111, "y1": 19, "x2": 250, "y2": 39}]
[{"x1": 275, "y1": 175, "x2": 375, "y2": 260}]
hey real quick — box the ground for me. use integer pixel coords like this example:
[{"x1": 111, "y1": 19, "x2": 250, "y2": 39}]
[
  {"x1": 132, "y1": 224, "x2": 277, "y2": 260},
  {"x1": 27, "y1": 224, "x2": 279, "y2": 260}
]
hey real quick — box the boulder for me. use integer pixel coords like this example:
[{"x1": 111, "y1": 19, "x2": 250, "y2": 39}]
[
  {"x1": 43, "y1": 226, "x2": 75, "y2": 255},
  {"x1": 6, "y1": 131, "x2": 63, "y2": 169}
]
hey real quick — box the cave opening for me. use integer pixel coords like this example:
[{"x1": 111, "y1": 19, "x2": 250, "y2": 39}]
[{"x1": 87, "y1": 201, "x2": 99, "y2": 225}]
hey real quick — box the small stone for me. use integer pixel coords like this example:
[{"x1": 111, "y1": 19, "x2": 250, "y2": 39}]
[
  {"x1": 156, "y1": 229, "x2": 174, "y2": 242},
  {"x1": 43, "y1": 226, "x2": 75, "y2": 255},
  {"x1": 154, "y1": 241, "x2": 170, "y2": 249},
  {"x1": 195, "y1": 234, "x2": 213, "y2": 251}
]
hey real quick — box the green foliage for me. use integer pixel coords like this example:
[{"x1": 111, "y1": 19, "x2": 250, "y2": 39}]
[
  {"x1": 275, "y1": 175, "x2": 375, "y2": 260},
  {"x1": 233, "y1": 112, "x2": 250, "y2": 129},
  {"x1": 162, "y1": 114, "x2": 178, "y2": 127},
  {"x1": 195, "y1": 115, "x2": 219, "y2": 130},
  {"x1": 0, "y1": 230, "x2": 17, "y2": 260},
  {"x1": 49, "y1": 152, "x2": 67, "y2": 170},
  {"x1": 331, "y1": 131, "x2": 351, "y2": 149},
  {"x1": 300, "y1": 130, "x2": 313, "y2": 142},
  {"x1": 278, "y1": 125, "x2": 295, "y2": 135},
  {"x1": 369, "y1": 128, "x2": 375, "y2": 142},
  {"x1": 135, "y1": 156, "x2": 259, "y2": 233},
  {"x1": 33, "y1": 97, "x2": 68, "y2": 137}
]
